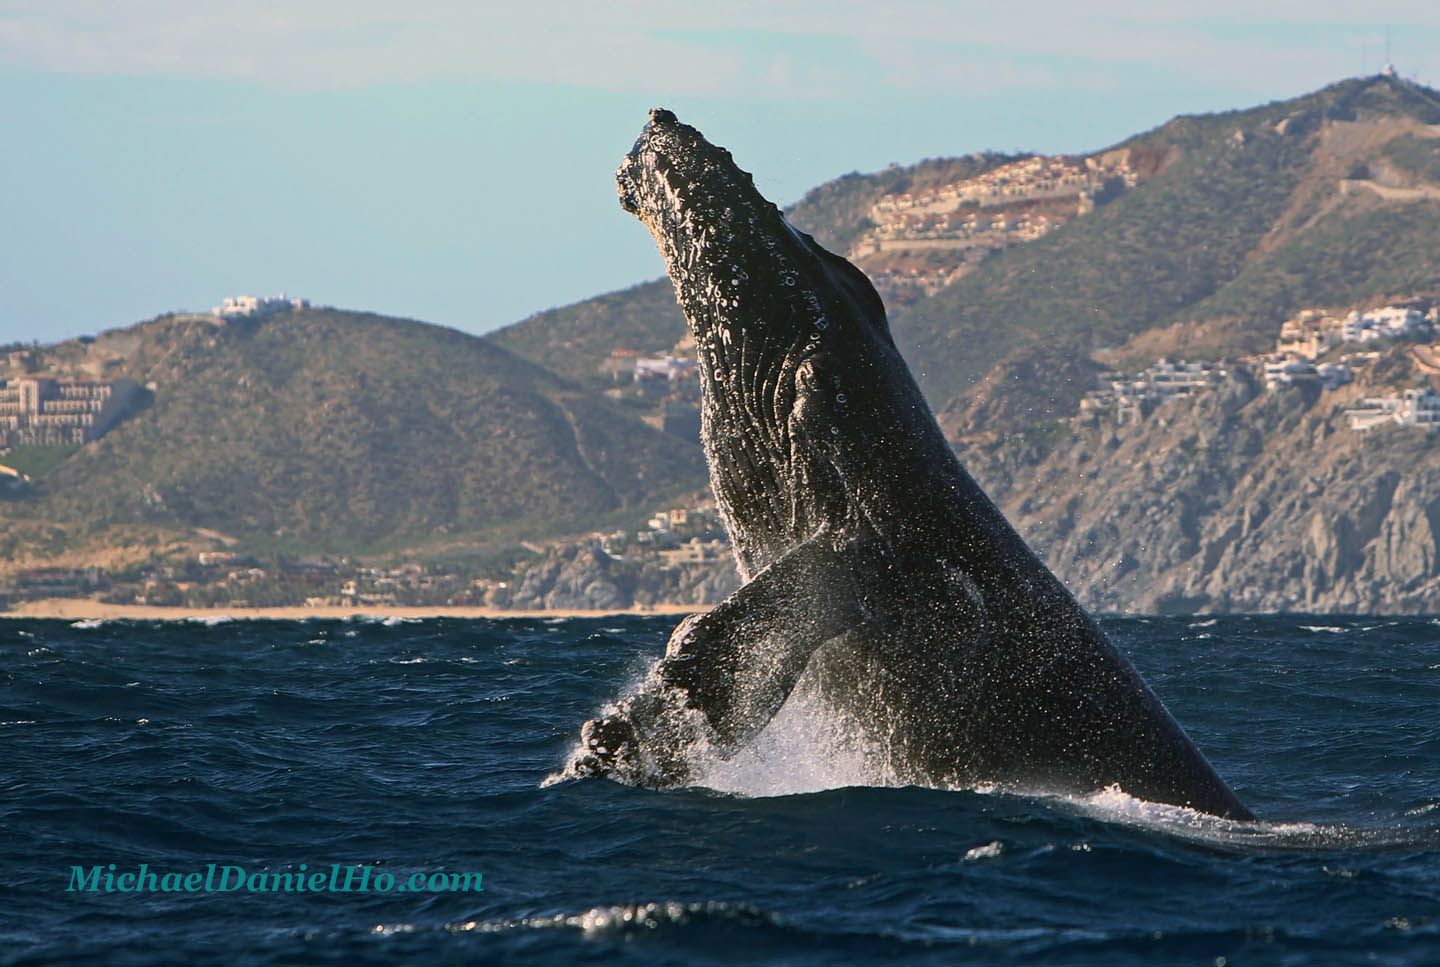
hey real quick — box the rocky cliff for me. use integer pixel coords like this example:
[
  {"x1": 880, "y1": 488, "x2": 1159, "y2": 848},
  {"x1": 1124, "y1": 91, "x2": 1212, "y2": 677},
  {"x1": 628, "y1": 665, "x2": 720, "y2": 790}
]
[
  {"x1": 962, "y1": 371, "x2": 1440, "y2": 613},
  {"x1": 488, "y1": 543, "x2": 739, "y2": 611}
]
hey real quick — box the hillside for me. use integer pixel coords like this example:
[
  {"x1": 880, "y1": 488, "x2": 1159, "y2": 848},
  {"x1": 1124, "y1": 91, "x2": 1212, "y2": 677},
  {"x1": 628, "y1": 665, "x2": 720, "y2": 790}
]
[
  {"x1": 889, "y1": 77, "x2": 1440, "y2": 420},
  {"x1": 485, "y1": 279, "x2": 684, "y2": 387},
  {"x1": 0, "y1": 309, "x2": 705, "y2": 560},
  {"x1": 486, "y1": 76, "x2": 1440, "y2": 438},
  {"x1": 960, "y1": 358, "x2": 1440, "y2": 613}
]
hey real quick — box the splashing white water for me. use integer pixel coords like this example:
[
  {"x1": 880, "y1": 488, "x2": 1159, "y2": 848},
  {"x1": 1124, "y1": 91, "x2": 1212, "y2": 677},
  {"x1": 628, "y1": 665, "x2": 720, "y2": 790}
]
[
  {"x1": 691, "y1": 720, "x2": 1388, "y2": 852},
  {"x1": 1039, "y1": 783, "x2": 1434, "y2": 851},
  {"x1": 693, "y1": 676, "x2": 899, "y2": 796},
  {"x1": 552, "y1": 651, "x2": 1435, "y2": 852},
  {"x1": 1061, "y1": 784, "x2": 1315, "y2": 842},
  {"x1": 546, "y1": 659, "x2": 899, "y2": 792},
  {"x1": 553, "y1": 682, "x2": 1435, "y2": 851}
]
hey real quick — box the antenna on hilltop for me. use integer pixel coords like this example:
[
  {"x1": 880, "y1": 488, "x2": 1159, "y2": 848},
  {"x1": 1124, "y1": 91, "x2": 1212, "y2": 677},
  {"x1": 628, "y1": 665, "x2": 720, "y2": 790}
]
[{"x1": 1383, "y1": 26, "x2": 1396, "y2": 78}]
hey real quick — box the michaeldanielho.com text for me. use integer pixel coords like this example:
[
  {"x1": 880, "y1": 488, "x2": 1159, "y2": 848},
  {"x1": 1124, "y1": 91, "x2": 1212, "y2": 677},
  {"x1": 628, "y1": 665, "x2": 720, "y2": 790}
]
[{"x1": 68, "y1": 864, "x2": 483, "y2": 895}]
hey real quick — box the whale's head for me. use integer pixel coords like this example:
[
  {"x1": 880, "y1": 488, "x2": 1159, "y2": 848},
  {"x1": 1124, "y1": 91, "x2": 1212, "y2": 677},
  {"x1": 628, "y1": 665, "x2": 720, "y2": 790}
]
[
  {"x1": 617, "y1": 109, "x2": 945, "y2": 575},
  {"x1": 617, "y1": 108, "x2": 764, "y2": 265},
  {"x1": 617, "y1": 108, "x2": 889, "y2": 354},
  {"x1": 616, "y1": 108, "x2": 734, "y2": 222}
]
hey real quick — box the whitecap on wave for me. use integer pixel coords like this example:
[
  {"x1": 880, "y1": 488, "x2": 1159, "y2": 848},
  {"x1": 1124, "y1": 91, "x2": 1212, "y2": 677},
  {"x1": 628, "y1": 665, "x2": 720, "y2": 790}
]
[
  {"x1": 962, "y1": 840, "x2": 1005, "y2": 861},
  {"x1": 1047, "y1": 783, "x2": 1438, "y2": 851},
  {"x1": 447, "y1": 901, "x2": 775, "y2": 936}
]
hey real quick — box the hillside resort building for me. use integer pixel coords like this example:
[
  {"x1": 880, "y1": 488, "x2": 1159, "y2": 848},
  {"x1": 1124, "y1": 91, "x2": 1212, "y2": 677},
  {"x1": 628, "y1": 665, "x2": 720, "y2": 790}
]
[{"x1": 0, "y1": 377, "x2": 143, "y2": 448}]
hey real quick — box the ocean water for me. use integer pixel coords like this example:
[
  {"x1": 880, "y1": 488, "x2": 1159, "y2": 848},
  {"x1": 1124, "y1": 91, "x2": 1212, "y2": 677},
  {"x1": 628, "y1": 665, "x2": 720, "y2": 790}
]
[{"x1": 3, "y1": 614, "x2": 1438, "y2": 965}]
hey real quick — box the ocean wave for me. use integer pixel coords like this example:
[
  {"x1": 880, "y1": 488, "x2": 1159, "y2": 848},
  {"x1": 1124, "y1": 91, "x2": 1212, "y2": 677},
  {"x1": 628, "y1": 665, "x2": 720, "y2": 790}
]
[
  {"x1": 447, "y1": 901, "x2": 779, "y2": 936},
  {"x1": 1056, "y1": 783, "x2": 1439, "y2": 851},
  {"x1": 963, "y1": 840, "x2": 1005, "y2": 861},
  {"x1": 337, "y1": 615, "x2": 423, "y2": 626}
]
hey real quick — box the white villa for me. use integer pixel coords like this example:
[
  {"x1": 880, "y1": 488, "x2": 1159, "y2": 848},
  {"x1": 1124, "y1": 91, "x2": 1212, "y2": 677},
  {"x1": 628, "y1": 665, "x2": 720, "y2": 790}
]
[
  {"x1": 1346, "y1": 387, "x2": 1440, "y2": 431},
  {"x1": 212, "y1": 294, "x2": 310, "y2": 320}
]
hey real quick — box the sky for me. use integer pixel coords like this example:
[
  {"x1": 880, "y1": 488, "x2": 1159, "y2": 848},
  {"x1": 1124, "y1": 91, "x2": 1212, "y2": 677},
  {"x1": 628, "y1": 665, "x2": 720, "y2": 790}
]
[{"x1": 2, "y1": 2, "x2": 1439, "y2": 345}]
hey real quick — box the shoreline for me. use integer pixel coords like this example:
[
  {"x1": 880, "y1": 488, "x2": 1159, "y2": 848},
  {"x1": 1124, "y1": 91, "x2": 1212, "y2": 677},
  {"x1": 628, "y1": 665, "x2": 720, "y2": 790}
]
[{"x1": 1, "y1": 597, "x2": 710, "y2": 622}]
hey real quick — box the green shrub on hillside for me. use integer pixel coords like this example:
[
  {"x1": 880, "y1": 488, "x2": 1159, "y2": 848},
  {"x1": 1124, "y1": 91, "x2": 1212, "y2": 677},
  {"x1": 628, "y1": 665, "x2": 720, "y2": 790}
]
[
  {"x1": 1, "y1": 445, "x2": 81, "y2": 478},
  {"x1": 1384, "y1": 135, "x2": 1440, "y2": 183}
]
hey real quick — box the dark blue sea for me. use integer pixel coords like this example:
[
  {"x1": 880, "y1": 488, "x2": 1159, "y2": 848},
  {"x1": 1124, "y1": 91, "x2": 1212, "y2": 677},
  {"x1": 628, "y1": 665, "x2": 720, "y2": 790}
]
[{"x1": 3, "y1": 614, "x2": 1439, "y2": 965}]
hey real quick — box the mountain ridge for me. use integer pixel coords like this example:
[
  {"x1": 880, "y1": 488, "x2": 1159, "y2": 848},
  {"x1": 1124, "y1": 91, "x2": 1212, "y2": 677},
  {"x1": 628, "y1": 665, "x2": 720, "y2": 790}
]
[
  {"x1": 488, "y1": 74, "x2": 1440, "y2": 440},
  {"x1": 0, "y1": 308, "x2": 706, "y2": 564}
]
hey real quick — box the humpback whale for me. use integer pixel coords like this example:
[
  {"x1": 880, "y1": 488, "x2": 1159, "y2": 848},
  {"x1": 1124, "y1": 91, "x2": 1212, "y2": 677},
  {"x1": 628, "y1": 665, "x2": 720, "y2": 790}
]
[{"x1": 567, "y1": 108, "x2": 1252, "y2": 820}]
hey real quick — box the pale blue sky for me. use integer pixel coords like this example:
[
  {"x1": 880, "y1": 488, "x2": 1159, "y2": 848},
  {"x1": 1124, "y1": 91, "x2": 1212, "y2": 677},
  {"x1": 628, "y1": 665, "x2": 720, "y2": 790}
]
[{"x1": 2, "y1": 2, "x2": 1437, "y2": 344}]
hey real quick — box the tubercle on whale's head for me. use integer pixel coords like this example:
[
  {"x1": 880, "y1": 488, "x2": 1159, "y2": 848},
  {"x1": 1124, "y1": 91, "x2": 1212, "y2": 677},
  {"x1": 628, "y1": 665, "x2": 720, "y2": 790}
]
[
  {"x1": 615, "y1": 109, "x2": 804, "y2": 340},
  {"x1": 616, "y1": 107, "x2": 765, "y2": 236},
  {"x1": 614, "y1": 109, "x2": 900, "y2": 375}
]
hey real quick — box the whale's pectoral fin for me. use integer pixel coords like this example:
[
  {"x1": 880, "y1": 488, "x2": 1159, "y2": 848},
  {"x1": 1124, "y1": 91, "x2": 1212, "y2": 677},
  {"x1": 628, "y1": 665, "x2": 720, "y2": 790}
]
[
  {"x1": 571, "y1": 534, "x2": 876, "y2": 783},
  {"x1": 656, "y1": 534, "x2": 867, "y2": 752}
]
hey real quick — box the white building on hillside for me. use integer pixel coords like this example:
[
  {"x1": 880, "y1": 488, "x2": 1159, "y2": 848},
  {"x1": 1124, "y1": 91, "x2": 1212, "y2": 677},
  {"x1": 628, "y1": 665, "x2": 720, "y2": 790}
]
[
  {"x1": 1080, "y1": 359, "x2": 1230, "y2": 423},
  {"x1": 1346, "y1": 387, "x2": 1440, "y2": 431},
  {"x1": 1262, "y1": 355, "x2": 1352, "y2": 391},
  {"x1": 213, "y1": 294, "x2": 310, "y2": 320},
  {"x1": 634, "y1": 355, "x2": 697, "y2": 382},
  {"x1": 1339, "y1": 306, "x2": 1428, "y2": 343}
]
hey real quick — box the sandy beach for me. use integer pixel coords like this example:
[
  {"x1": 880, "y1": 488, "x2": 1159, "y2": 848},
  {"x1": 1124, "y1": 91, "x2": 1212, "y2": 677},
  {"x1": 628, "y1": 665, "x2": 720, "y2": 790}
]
[{"x1": 2, "y1": 597, "x2": 709, "y2": 622}]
